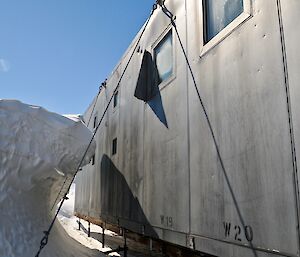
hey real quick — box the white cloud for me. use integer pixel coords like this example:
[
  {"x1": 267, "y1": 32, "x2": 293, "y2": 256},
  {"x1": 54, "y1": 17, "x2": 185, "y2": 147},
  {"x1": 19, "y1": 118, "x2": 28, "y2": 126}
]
[{"x1": 0, "y1": 59, "x2": 10, "y2": 72}]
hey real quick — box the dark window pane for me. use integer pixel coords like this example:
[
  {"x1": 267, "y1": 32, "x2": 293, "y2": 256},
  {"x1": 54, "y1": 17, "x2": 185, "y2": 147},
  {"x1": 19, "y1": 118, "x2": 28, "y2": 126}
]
[
  {"x1": 93, "y1": 116, "x2": 97, "y2": 129},
  {"x1": 154, "y1": 31, "x2": 173, "y2": 84},
  {"x1": 113, "y1": 91, "x2": 118, "y2": 108},
  {"x1": 112, "y1": 138, "x2": 117, "y2": 155},
  {"x1": 204, "y1": 0, "x2": 243, "y2": 42},
  {"x1": 91, "y1": 155, "x2": 95, "y2": 165}
]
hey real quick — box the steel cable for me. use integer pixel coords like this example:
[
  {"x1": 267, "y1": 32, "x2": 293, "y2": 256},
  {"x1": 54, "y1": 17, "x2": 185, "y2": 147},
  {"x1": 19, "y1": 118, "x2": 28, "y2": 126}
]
[
  {"x1": 50, "y1": 83, "x2": 103, "y2": 212},
  {"x1": 159, "y1": 3, "x2": 258, "y2": 257},
  {"x1": 34, "y1": 5, "x2": 155, "y2": 256}
]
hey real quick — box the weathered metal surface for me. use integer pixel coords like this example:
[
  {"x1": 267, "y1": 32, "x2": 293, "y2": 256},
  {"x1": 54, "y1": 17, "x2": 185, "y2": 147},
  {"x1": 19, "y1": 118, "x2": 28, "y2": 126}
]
[{"x1": 75, "y1": 0, "x2": 300, "y2": 256}]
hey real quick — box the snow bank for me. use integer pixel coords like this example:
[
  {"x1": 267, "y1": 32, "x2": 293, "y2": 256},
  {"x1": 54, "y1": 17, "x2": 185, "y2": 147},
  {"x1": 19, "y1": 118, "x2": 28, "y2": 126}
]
[{"x1": 0, "y1": 100, "x2": 98, "y2": 257}]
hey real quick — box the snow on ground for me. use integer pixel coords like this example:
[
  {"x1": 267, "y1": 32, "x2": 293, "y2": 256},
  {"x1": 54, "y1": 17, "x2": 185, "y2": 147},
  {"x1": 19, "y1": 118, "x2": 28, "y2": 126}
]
[
  {"x1": 0, "y1": 99, "x2": 99, "y2": 257},
  {"x1": 58, "y1": 183, "x2": 150, "y2": 257},
  {"x1": 58, "y1": 216, "x2": 118, "y2": 255},
  {"x1": 58, "y1": 183, "x2": 121, "y2": 256}
]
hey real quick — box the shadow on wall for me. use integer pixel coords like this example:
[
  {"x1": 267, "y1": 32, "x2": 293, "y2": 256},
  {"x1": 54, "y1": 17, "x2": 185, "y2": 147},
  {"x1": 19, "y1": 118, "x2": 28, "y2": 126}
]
[
  {"x1": 134, "y1": 50, "x2": 168, "y2": 128},
  {"x1": 100, "y1": 154, "x2": 158, "y2": 238},
  {"x1": 148, "y1": 93, "x2": 168, "y2": 129}
]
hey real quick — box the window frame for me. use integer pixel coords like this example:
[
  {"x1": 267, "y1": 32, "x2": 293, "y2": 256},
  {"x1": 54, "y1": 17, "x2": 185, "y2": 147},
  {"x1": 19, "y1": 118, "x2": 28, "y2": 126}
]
[
  {"x1": 200, "y1": 0, "x2": 252, "y2": 57},
  {"x1": 152, "y1": 26, "x2": 176, "y2": 90}
]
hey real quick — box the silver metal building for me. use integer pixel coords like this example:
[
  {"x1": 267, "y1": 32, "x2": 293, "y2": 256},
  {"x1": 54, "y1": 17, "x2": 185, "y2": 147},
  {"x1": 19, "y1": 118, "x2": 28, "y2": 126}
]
[{"x1": 75, "y1": 0, "x2": 300, "y2": 256}]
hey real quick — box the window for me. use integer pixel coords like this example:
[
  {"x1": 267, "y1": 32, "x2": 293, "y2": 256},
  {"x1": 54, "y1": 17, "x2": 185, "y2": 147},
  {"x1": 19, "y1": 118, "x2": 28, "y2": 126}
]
[
  {"x1": 113, "y1": 91, "x2": 119, "y2": 108},
  {"x1": 93, "y1": 116, "x2": 97, "y2": 129},
  {"x1": 154, "y1": 30, "x2": 173, "y2": 84},
  {"x1": 112, "y1": 138, "x2": 117, "y2": 155},
  {"x1": 203, "y1": 0, "x2": 244, "y2": 43}
]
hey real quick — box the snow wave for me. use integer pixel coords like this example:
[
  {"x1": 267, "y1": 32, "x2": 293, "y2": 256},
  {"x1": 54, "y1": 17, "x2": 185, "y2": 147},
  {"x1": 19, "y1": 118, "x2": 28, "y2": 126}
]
[{"x1": 0, "y1": 100, "x2": 98, "y2": 257}]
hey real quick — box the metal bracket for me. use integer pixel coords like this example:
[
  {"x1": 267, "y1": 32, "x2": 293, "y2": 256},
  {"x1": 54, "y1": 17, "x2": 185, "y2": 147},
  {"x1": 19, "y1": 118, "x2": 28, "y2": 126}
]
[{"x1": 156, "y1": 0, "x2": 165, "y2": 6}]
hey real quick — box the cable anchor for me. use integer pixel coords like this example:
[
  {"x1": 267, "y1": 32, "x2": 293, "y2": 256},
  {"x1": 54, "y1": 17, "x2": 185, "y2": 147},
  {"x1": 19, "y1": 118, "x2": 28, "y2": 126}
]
[
  {"x1": 63, "y1": 195, "x2": 69, "y2": 200},
  {"x1": 156, "y1": 0, "x2": 165, "y2": 6}
]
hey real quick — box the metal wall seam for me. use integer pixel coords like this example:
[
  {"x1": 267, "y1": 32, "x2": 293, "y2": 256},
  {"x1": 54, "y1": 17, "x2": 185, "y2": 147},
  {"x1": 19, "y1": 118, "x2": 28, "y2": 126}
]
[
  {"x1": 185, "y1": 0, "x2": 192, "y2": 243},
  {"x1": 276, "y1": 0, "x2": 300, "y2": 255}
]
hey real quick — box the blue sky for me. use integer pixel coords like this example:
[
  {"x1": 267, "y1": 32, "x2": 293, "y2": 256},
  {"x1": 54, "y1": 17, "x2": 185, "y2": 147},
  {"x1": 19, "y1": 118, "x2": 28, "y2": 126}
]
[{"x1": 0, "y1": 0, "x2": 154, "y2": 114}]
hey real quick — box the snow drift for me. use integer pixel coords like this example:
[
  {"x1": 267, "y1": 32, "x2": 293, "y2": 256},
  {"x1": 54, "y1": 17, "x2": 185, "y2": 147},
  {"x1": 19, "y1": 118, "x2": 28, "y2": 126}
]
[{"x1": 0, "y1": 100, "x2": 99, "y2": 257}]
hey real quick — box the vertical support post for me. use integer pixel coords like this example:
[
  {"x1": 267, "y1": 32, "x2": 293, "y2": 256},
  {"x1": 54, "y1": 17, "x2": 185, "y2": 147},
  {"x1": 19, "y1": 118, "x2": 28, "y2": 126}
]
[
  {"x1": 88, "y1": 222, "x2": 91, "y2": 237},
  {"x1": 102, "y1": 226, "x2": 105, "y2": 248},
  {"x1": 124, "y1": 246, "x2": 128, "y2": 257},
  {"x1": 149, "y1": 238, "x2": 153, "y2": 251},
  {"x1": 124, "y1": 230, "x2": 128, "y2": 257},
  {"x1": 78, "y1": 218, "x2": 81, "y2": 231}
]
